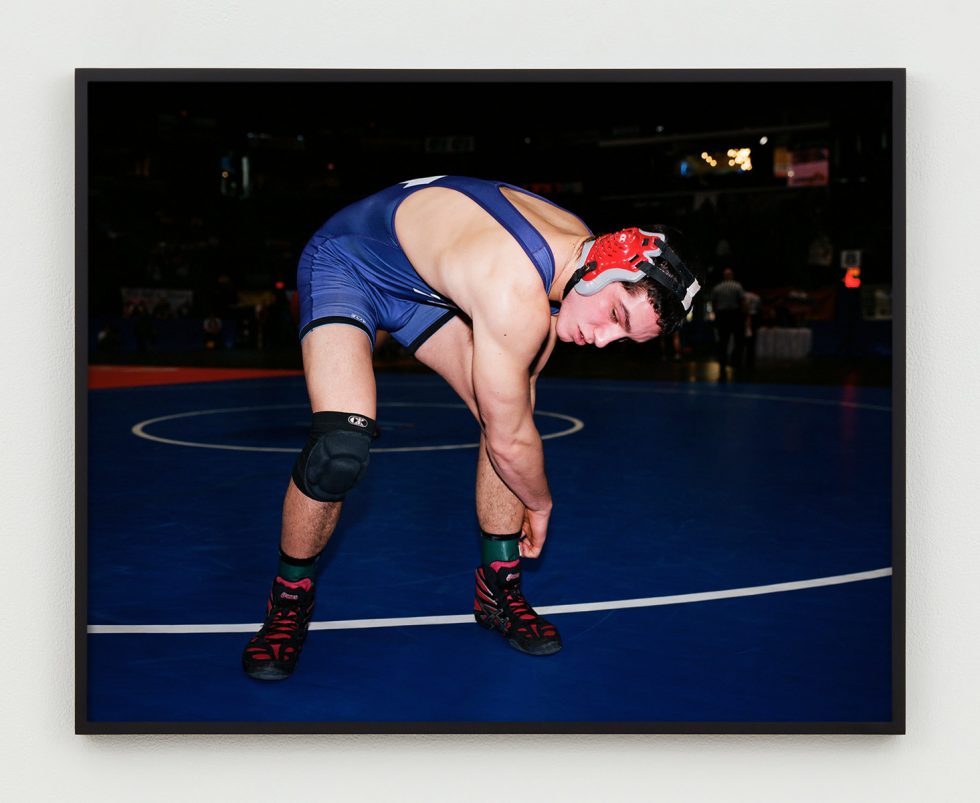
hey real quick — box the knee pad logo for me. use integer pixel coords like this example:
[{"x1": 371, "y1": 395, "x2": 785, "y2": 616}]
[{"x1": 347, "y1": 415, "x2": 369, "y2": 428}]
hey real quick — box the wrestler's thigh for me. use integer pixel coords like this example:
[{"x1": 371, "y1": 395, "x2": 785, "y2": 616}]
[
  {"x1": 413, "y1": 316, "x2": 478, "y2": 418},
  {"x1": 301, "y1": 323, "x2": 377, "y2": 418}
]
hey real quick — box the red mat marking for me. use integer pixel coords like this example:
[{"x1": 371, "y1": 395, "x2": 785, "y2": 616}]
[{"x1": 88, "y1": 365, "x2": 303, "y2": 389}]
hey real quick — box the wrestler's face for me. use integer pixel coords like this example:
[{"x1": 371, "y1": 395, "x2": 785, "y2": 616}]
[{"x1": 556, "y1": 282, "x2": 662, "y2": 347}]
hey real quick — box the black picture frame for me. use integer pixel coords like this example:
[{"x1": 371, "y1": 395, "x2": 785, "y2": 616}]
[{"x1": 76, "y1": 68, "x2": 905, "y2": 735}]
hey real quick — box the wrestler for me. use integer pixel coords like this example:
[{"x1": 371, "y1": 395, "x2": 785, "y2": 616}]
[{"x1": 243, "y1": 175, "x2": 700, "y2": 679}]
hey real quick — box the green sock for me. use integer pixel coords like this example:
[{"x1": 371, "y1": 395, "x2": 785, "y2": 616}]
[
  {"x1": 278, "y1": 549, "x2": 320, "y2": 582},
  {"x1": 480, "y1": 530, "x2": 521, "y2": 566}
]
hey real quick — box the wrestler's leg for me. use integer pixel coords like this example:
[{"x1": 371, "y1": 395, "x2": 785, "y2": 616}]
[
  {"x1": 415, "y1": 316, "x2": 561, "y2": 655},
  {"x1": 243, "y1": 323, "x2": 375, "y2": 680},
  {"x1": 281, "y1": 323, "x2": 377, "y2": 559}
]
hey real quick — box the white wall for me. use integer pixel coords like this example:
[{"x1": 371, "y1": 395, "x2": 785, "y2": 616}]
[{"x1": 2, "y1": 1, "x2": 978, "y2": 800}]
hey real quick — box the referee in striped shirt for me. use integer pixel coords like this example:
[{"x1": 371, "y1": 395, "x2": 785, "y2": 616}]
[{"x1": 710, "y1": 267, "x2": 746, "y2": 378}]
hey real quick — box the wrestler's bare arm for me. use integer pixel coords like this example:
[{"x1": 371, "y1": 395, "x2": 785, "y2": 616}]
[{"x1": 468, "y1": 275, "x2": 553, "y2": 519}]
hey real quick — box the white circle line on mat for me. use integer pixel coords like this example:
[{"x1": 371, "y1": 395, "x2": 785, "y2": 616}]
[{"x1": 130, "y1": 402, "x2": 584, "y2": 453}]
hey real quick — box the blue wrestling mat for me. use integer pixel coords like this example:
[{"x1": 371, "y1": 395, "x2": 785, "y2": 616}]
[{"x1": 82, "y1": 373, "x2": 894, "y2": 729}]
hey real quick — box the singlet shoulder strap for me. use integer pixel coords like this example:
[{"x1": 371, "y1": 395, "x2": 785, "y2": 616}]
[{"x1": 428, "y1": 176, "x2": 589, "y2": 281}]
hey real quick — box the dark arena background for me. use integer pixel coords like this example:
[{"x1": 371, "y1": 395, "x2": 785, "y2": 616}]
[{"x1": 79, "y1": 73, "x2": 900, "y2": 732}]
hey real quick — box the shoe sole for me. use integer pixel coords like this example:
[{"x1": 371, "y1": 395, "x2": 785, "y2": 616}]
[
  {"x1": 243, "y1": 663, "x2": 294, "y2": 681},
  {"x1": 508, "y1": 637, "x2": 562, "y2": 656},
  {"x1": 475, "y1": 615, "x2": 563, "y2": 656}
]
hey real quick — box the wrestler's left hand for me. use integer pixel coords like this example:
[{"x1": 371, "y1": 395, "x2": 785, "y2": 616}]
[{"x1": 519, "y1": 506, "x2": 550, "y2": 559}]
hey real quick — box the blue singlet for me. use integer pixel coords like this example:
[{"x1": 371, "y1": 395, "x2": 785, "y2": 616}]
[{"x1": 295, "y1": 175, "x2": 590, "y2": 352}]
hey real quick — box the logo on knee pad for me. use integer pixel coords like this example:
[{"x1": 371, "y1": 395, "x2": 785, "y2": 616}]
[{"x1": 347, "y1": 415, "x2": 369, "y2": 428}]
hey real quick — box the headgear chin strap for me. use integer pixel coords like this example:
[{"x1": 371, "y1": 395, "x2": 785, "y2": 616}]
[{"x1": 562, "y1": 228, "x2": 701, "y2": 312}]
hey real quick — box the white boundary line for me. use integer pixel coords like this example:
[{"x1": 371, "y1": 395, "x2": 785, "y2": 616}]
[
  {"x1": 87, "y1": 567, "x2": 892, "y2": 635},
  {"x1": 130, "y1": 402, "x2": 584, "y2": 454}
]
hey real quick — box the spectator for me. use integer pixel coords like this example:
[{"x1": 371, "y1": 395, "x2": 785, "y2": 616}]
[{"x1": 710, "y1": 267, "x2": 745, "y2": 379}]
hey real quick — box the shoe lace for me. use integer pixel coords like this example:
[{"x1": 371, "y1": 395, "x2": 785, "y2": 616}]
[
  {"x1": 502, "y1": 587, "x2": 535, "y2": 621},
  {"x1": 263, "y1": 603, "x2": 304, "y2": 639}
]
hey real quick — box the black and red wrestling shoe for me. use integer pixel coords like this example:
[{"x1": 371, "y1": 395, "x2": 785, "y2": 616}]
[
  {"x1": 242, "y1": 576, "x2": 316, "y2": 680},
  {"x1": 474, "y1": 560, "x2": 562, "y2": 656}
]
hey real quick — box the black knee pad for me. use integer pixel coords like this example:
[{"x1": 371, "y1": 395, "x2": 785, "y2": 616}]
[{"x1": 292, "y1": 411, "x2": 376, "y2": 502}]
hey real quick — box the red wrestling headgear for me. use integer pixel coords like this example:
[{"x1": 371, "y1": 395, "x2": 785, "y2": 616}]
[{"x1": 563, "y1": 227, "x2": 701, "y2": 312}]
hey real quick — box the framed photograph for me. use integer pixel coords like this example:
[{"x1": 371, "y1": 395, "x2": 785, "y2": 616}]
[{"x1": 77, "y1": 69, "x2": 904, "y2": 734}]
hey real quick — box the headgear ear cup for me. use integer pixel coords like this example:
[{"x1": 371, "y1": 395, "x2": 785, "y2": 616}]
[{"x1": 563, "y1": 227, "x2": 701, "y2": 311}]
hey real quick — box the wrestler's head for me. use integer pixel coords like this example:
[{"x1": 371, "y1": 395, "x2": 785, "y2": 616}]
[{"x1": 556, "y1": 226, "x2": 700, "y2": 347}]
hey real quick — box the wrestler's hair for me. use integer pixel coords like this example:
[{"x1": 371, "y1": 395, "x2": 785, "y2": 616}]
[{"x1": 622, "y1": 224, "x2": 701, "y2": 335}]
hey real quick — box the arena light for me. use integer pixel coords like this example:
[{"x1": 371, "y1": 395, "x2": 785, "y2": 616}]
[{"x1": 706, "y1": 146, "x2": 755, "y2": 172}]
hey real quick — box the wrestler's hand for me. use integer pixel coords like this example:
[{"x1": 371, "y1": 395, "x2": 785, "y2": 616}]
[{"x1": 519, "y1": 506, "x2": 551, "y2": 559}]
